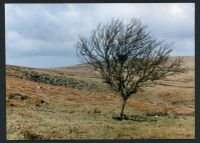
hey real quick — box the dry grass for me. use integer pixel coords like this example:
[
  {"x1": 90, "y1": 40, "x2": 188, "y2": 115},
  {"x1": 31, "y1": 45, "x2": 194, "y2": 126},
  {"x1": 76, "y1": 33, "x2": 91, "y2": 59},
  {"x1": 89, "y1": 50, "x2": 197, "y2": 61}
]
[{"x1": 6, "y1": 56, "x2": 195, "y2": 140}]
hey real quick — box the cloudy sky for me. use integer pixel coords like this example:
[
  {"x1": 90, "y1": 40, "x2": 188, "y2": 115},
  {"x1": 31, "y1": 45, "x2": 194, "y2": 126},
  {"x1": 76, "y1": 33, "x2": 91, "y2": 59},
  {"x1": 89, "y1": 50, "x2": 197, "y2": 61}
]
[{"x1": 5, "y1": 3, "x2": 194, "y2": 68}]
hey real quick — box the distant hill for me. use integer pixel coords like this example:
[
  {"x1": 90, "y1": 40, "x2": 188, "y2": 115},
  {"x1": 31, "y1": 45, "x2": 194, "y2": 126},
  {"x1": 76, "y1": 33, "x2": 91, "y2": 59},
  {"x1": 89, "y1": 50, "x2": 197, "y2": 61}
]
[{"x1": 6, "y1": 56, "x2": 194, "y2": 93}]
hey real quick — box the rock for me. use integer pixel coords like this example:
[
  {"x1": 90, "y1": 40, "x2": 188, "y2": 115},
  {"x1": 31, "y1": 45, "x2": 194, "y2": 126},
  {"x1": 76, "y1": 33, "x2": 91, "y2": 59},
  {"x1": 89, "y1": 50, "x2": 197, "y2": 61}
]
[
  {"x1": 22, "y1": 130, "x2": 43, "y2": 140},
  {"x1": 8, "y1": 93, "x2": 29, "y2": 100},
  {"x1": 48, "y1": 87, "x2": 53, "y2": 90},
  {"x1": 21, "y1": 69, "x2": 104, "y2": 91},
  {"x1": 40, "y1": 100, "x2": 45, "y2": 103},
  {"x1": 167, "y1": 112, "x2": 176, "y2": 118},
  {"x1": 37, "y1": 86, "x2": 42, "y2": 89}
]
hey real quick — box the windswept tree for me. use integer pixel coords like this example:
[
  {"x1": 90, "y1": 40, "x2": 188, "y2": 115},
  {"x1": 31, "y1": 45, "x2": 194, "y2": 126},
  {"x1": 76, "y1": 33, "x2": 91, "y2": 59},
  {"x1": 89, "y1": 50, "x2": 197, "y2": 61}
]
[{"x1": 76, "y1": 18, "x2": 185, "y2": 120}]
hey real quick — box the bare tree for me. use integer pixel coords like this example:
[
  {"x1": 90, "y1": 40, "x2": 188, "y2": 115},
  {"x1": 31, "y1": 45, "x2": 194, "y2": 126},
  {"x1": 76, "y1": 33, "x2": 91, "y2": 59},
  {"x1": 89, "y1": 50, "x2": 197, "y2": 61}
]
[{"x1": 76, "y1": 18, "x2": 185, "y2": 120}]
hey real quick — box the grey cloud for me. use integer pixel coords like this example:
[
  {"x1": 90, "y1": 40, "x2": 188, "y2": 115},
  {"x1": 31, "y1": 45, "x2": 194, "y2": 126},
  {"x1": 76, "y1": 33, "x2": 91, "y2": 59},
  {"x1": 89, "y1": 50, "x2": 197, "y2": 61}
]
[
  {"x1": 6, "y1": 35, "x2": 75, "y2": 58},
  {"x1": 5, "y1": 3, "x2": 194, "y2": 68}
]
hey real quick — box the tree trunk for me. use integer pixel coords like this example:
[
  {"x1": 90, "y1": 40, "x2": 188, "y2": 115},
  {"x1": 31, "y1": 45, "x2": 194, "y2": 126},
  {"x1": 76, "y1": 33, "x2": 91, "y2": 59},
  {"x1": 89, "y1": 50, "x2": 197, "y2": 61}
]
[{"x1": 119, "y1": 98, "x2": 127, "y2": 119}]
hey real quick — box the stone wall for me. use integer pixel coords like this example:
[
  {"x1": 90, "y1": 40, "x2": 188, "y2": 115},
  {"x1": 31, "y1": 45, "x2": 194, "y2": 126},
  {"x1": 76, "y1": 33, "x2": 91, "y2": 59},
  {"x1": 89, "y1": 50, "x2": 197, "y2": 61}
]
[{"x1": 6, "y1": 65, "x2": 108, "y2": 92}]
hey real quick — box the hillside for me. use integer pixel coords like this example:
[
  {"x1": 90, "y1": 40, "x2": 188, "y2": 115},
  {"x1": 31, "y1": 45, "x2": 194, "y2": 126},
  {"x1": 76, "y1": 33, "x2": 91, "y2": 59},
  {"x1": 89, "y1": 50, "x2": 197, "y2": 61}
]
[{"x1": 6, "y1": 56, "x2": 195, "y2": 139}]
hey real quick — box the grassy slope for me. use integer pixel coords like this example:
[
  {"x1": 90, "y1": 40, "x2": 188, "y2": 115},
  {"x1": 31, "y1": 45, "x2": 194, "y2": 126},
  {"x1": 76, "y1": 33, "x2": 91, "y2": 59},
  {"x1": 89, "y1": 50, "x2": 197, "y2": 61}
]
[{"x1": 6, "y1": 56, "x2": 195, "y2": 139}]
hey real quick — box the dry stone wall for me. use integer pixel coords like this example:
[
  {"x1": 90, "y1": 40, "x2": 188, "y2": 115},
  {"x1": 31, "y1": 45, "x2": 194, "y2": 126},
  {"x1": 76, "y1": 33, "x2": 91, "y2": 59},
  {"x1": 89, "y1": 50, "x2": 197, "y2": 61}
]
[{"x1": 6, "y1": 65, "x2": 108, "y2": 92}]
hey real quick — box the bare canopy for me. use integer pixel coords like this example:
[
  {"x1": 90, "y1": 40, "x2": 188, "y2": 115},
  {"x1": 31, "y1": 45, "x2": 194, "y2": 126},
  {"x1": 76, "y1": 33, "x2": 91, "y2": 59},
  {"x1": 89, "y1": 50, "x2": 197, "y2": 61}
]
[{"x1": 76, "y1": 18, "x2": 185, "y2": 120}]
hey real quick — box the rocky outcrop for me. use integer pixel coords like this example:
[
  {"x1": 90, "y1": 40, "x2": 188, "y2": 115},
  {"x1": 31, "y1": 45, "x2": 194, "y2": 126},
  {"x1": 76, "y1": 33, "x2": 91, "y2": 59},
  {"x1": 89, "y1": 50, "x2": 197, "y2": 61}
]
[
  {"x1": 24, "y1": 70, "x2": 99, "y2": 90},
  {"x1": 6, "y1": 65, "x2": 108, "y2": 92}
]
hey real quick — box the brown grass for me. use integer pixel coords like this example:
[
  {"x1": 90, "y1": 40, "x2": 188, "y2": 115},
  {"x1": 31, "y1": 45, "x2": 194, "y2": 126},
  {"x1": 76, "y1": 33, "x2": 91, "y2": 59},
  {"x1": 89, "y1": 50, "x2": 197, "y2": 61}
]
[{"x1": 6, "y1": 56, "x2": 195, "y2": 139}]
